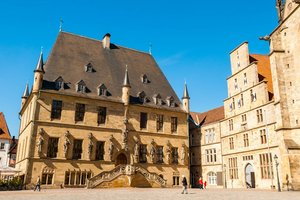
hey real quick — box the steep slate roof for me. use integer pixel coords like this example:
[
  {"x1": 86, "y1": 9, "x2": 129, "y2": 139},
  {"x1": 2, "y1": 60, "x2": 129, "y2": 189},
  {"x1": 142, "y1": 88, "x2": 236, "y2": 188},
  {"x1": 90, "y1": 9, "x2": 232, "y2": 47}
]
[
  {"x1": 250, "y1": 54, "x2": 273, "y2": 94},
  {"x1": 42, "y1": 32, "x2": 181, "y2": 108},
  {"x1": 0, "y1": 112, "x2": 11, "y2": 140},
  {"x1": 190, "y1": 106, "x2": 224, "y2": 126}
]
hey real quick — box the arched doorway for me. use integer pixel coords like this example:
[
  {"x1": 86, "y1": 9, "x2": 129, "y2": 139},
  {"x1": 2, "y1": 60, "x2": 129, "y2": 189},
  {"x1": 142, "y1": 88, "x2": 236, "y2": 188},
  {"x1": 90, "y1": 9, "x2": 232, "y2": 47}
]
[
  {"x1": 245, "y1": 164, "x2": 255, "y2": 188},
  {"x1": 115, "y1": 153, "x2": 128, "y2": 166}
]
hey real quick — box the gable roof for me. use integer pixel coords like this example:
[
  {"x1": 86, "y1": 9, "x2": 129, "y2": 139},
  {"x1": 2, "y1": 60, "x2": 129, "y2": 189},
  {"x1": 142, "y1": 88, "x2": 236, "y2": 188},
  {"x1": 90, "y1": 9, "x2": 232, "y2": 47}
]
[
  {"x1": 42, "y1": 32, "x2": 181, "y2": 109},
  {"x1": 250, "y1": 54, "x2": 273, "y2": 94},
  {"x1": 190, "y1": 106, "x2": 224, "y2": 126},
  {"x1": 0, "y1": 112, "x2": 11, "y2": 140}
]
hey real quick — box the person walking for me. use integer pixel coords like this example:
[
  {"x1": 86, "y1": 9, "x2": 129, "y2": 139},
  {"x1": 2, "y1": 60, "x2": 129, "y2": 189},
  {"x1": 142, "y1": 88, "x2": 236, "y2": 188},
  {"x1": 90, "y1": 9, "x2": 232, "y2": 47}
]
[
  {"x1": 181, "y1": 175, "x2": 188, "y2": 194},
  {"x1": 204, "y1": 180, "x2": 207, "y2": 189},
  {"x1": 198, "y1": 177, "x2": 203, "y2": 189},
  {"x1": 34, "y1": 176, "x2": 41, "y2": 192}
]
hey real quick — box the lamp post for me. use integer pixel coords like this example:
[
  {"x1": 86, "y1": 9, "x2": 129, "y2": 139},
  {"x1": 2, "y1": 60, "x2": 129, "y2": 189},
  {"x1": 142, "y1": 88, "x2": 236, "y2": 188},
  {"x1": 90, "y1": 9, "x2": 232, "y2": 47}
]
[
  {"x1": 274, "y1": 154, "x2": 281, "y2": 192},
  {"x1": 224, "y1": 164, "x2": 227, "y2": 189}
]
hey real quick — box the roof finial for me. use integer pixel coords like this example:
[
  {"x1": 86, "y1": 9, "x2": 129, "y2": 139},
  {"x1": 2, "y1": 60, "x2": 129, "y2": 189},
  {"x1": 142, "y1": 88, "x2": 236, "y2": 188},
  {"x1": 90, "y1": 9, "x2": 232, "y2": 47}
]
[
  {"x1": 149, "y1": 43, "x2": 152, "y2": 55},
  {"x1": 123, "y1": 65, "x2": 131, "y2": 87},
  {"x1": 182, "y1": 81, "x2": 190, "y2": 99},
  {"x1": 59, "y1": 18, "x2": 64, "y2": 32}
]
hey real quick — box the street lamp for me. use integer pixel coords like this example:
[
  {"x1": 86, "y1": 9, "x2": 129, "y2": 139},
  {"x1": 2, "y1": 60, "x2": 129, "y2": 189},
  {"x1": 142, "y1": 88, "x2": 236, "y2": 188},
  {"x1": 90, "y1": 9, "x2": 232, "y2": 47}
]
[
  {"x1": 274, "y1": 154, "x2": 281, "y2": 192},
  {"x1": 224, "y1": 164, "x2": 227, "y2": 189}
]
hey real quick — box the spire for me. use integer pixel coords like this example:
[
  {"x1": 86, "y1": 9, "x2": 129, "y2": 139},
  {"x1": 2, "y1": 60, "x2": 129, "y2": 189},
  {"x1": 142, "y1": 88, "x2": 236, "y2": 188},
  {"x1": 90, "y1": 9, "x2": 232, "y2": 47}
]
[
  {"x1": 182, "y1": 81, "x2": 190, "y2": 99},
  {"x1": 34, "y1": 50, "x2": 44, "y2": 73},
  {"x1": 22, "y1": 84, "x2": 29, "y2": 98},
  {"x1": 123, "y1": 65, "x2": 131, "y2": 87}
]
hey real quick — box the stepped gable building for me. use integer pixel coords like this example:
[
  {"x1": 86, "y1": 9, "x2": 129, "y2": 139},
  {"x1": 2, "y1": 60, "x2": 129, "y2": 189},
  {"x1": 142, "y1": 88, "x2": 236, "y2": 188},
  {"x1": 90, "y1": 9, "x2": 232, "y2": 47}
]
[
  {"x1": 0, "y1": 112, "x2": 11, "y2": 168},
  {"x1": 16, "y1": 32, "x2": 190, "y2": 188}
]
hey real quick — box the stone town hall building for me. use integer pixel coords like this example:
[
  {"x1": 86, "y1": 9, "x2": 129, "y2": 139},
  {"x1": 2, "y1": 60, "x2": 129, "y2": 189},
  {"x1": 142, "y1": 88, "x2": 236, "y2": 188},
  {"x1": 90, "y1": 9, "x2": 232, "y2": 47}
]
[
  {"x1": 16, "y1": 32, "x2": 190, "y2": 188},
  {"x1": 190, "y1": 0, "x2": 300, "y2": 191}
]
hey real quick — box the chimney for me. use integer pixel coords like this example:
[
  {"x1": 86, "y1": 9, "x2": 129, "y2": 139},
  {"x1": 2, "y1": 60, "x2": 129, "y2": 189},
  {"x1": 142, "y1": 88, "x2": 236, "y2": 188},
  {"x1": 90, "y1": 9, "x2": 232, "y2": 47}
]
[{"x1": 102, "y1": 33, "x2": 111, "y2": 49}]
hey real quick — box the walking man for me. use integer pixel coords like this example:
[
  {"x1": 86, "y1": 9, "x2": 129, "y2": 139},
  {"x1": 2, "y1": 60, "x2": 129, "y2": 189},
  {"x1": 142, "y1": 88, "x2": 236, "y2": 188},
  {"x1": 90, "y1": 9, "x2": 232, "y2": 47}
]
[
  {"x1": 198, "y1": 177, "x2": 203, "y2": 189},
  {"x1": 34, "y1": 176, "x2": 41, "y2": 191},
  {"x1": 181, "y1": 175, "x2": 188, "y2": 194}
]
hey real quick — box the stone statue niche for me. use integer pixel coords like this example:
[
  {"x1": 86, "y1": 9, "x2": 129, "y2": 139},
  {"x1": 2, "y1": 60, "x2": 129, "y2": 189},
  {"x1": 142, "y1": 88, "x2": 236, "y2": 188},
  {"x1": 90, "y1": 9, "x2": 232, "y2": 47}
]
[
  {"x1": 36, "y1": 128, "x2": 44, "y2": 156},
  {"x1": 108, "y1": 135, "x2": 114, "y2": 161},
  {"x1": 180, "y1": 142, "x2": 186, "y2": 164},
  {"x1": 87, "y1": 133, "x2": 94, "y2": 160},
  {"x1": 63, "y1": 131, "x2": 71, "y2": 158},
  {"x1": 165, "y1": 140, "x2": 171, "y2": 165},
  {"x1": 133, "y1": 136, "x2": 140, "y2": 163},
  {"x1": 149, "y1": 139, "x2": 156, "y2": 164}
]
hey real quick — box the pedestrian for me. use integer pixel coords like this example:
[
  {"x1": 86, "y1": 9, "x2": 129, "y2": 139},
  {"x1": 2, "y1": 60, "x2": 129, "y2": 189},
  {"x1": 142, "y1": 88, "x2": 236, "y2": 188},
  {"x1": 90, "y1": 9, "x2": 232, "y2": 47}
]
[
  {"x1": 204, "y1": 180, "x2": 207, "y2": 189},
  {"x1": 34, "y1": 176, "x2": 41, "y2": 192},
  {"x1": 198, "y1": 177, "x2": 203, "y2": 189},
  {"x1": 181, "y1": 175, "x2": 188, "y2": 194}
]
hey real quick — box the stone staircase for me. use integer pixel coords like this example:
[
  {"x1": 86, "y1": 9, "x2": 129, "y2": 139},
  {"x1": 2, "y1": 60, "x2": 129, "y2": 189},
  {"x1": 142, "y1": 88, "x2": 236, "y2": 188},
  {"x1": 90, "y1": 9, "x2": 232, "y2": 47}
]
[{"x1": 87, "y1": 165, "x2": 166, "y2": 188}]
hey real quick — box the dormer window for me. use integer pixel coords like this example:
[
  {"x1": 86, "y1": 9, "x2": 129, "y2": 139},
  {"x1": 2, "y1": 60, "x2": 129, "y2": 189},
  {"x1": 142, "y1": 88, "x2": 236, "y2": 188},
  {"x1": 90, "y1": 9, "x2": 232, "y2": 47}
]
[
  {"x1": 166, "y1": 96, "x2": 175, "y2": 107},
  {"x1": 98, "y1": 84, "x2": 108, "y2": 96},
  {"x1": 141, "y1": 74, "x2": 149, "y2": 84},
  {"x1": 85, "y1": 63, "x2": 94, "y2": 73},
  {"x1": 76, "y1": 80, "x2": 86, "y2": 93},
  {"x1": 153, "y1": 94, "x2": 162, "y2": 105},
  {"x1": 138, "y1": 91, "x2": 146, "y2": 103},
  {"x1": 55, "y1": 76, "x2": 64, "y2": 90}
]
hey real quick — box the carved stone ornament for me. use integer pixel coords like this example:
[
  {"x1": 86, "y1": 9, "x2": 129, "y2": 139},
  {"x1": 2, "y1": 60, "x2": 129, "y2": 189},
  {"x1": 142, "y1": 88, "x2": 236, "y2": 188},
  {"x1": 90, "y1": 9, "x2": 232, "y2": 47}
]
[
  {"x1": 88, "y1": 133, "x2": 93, "y2": 159},
  {"x1": 63, "y1": 131, "x2": 71, "y2": 157}
]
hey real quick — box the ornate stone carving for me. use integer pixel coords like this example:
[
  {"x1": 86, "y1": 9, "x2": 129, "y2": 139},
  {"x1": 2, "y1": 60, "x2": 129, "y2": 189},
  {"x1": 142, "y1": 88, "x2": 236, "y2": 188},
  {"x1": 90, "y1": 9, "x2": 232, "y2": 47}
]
[
  {"x1": 165, "y1": 140, "x2": 171, "y2": 164},
  {"x1": 150, "y1": 139, "x2": 156, "y2": 163},
  {"x1": 133, "y1": 136, "x2": 140, "y2": 163},
  {"x1": 181, "y1": 142, "x2": 186, "y2": 163},
  {"x1": 36, "y1": 128, "x2": 44, "y2": 154},
  {"x1": 108, "y1": 135, "x2": 114, "y2": 161},
  {"x1": 88, "y1": 133, "x2": 93, "y2": 159},
  {"x1": 63, "y1": 131, "x2": 71, "y2": 157}
]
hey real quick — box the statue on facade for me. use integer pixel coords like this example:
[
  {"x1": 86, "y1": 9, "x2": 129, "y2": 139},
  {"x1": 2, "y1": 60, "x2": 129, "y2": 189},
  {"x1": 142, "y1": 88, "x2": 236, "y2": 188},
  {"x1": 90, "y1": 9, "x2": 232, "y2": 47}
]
[
  {"x1": 181, "y1": 143, "x2": 186, "y2": 163},
  {"x1": 109, "y1": 135, "x2": 114, "y2": 161},
  {"x1": 150, "y1": 146, "x2": 156, "y2": 163},
  {"x1": 88, "y1": 133, "x2": 93, "y2": 159},
  {"x1": 63, "y1": 131, "x2": 71, "y2": 157},
  {"x1": 122, "y1": 129, "x2": 128, "y2": 151},
  {"x1": 166, "y1": 141, "x2": 171, "y2": 164},
  {"x1": 36, "y1": 128, "x2": 44, "y2": 154}
]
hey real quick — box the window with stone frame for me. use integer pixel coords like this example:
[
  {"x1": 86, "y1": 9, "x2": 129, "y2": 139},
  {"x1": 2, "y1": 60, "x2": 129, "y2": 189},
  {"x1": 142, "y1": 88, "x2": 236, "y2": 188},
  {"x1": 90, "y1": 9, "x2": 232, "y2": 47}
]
[
  {"x1": 256, "y1": 109, "x2": 263, "y2": 123},
  {"x1": 242, "y1": 114, "x2": 247, "y2": 123},
  {"x1": 76, "y1": 80, "x2": 86, "y2": 93},
  {"x1": 75, "y1": 103, "x2": 85, "y2": 122},
  {"x1": 234, "y1": 78, "x2": 238, "y2": 90},
  {"x1": 228, "y1": 157, "x2": 238, "y2": 179},
  {"x1": 260, "y1": 129, "x2": 267, "y2": 144},
  {"x1": 156, "y1": 146, "x2": 163, "y2": 163},
  {"x1": 232, "y1": 98, "x2": 235, "y2": 110},
  {"x1": 229, "y1": 119, "x2": 234, "y2": 131},
  {"x1": 72, "y1": 139, "x2": 83, "y2": 160},
  {"x1": 140, "y1": 112, "x2": 148, "y2": 129},
  {"x1": 64, "y1": 170, "x2": 92, "y2": 186},
  {"x1": 95, "y1": 141, "x2": 105, "y2": 160},
  {"x1": 171, "y1": 117, "x2": 178, "y2": 133},
  {"x1": 243, "y1": 133, "x2": 249, "y2": 147},
  {"x1": 139, "y1": 144, "x2": 147, "y2": 163},
  {"x1": 97, "y1": 107, "x2": 106, "y2": 125},
  {"x1": 51, "y1": 100, "x2": 63, "y2": 120},
  {"x1": 241, "y1": 94, "x2": 244, "y2": 106},
  {"x1": 205, "y1": 148, "x2": 217, "y2": 163},
  {"x1": 172, "y1": 147, "x2": 178, "y2": 164},
  {"x1": 229, "y1": 137, "x2": 234, "y2": 150},
  {"x1": 156, "y1": 114, "x2": 164, "y2": 132},
  {"x1": 259, "y1": 153, "x2": 273, "y2": 179},
  {"x1": 173, "y1": 176, "x2": 180, "y2": 186},
  {"x1": 207, "y1": 172, "x2": 217, "y2": 185},
  {"x1": 250, "y1": 89, "x2": 257, "y2": 102},
  {"x1": 42, "y1": 171, "x2": 54, "y2": 185},
  {"x1": 98, "y1": 84, "x2": 108, "y2": 96},
  {"x1": 244, "y1": 73, "x2": 247, "y2": 85},
  {"x1": 47, "y1": 137, "x2": 59, "y2": 158}
]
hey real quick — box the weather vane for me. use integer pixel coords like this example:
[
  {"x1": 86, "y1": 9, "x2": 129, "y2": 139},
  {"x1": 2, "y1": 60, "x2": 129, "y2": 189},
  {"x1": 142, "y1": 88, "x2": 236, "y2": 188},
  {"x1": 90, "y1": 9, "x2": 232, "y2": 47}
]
[{"x1": 59, "y1": 18, "x2": 64, "y2": 32}]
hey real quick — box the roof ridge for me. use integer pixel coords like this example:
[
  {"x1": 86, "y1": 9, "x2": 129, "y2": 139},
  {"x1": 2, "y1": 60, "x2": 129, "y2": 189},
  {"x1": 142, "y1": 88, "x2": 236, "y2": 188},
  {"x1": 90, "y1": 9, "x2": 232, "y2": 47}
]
[{"x1": 60, "y1": 31, "x2": 151, "y2": 56}]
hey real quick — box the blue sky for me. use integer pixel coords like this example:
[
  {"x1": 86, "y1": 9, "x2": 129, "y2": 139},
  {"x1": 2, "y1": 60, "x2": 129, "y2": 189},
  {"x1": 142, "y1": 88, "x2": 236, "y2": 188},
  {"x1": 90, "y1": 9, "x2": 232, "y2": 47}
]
[{"x1": 0, "y1": 1, "x2": 278, "y2": 137}]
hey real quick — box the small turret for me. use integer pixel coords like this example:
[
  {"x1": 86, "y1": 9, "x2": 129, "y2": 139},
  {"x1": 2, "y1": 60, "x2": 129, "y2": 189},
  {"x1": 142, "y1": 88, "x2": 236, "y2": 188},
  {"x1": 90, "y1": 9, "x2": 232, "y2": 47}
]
[
  {"x1": 21, "y1": 84, "x2": 29, "y2": 107},
  {"x1": 32, "y1": 51, "x2": 45, "y2": 93},
  {"x1": 182, "y1": 82, "x2": 190, "y2": 113},
  {"x1": 122, "y1": 65, "x2": 131, "y2": 105}
]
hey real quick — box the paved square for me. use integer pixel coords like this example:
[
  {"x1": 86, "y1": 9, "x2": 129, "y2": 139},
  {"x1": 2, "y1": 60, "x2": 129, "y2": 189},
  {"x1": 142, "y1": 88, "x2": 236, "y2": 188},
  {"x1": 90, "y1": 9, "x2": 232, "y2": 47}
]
[{"x1": 0, "y1": 188, "x2": 299, "y2": 200}]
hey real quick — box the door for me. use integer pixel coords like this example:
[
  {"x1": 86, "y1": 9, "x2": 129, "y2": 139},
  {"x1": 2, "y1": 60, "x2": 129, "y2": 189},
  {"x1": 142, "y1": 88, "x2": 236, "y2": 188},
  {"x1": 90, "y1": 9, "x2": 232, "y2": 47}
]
[
  {"x1": 245, "y1": 164, "x2": 255, "y2": 188},
  {"x1": 115, "y1": 153, "x2": 127, "y2": 166}
]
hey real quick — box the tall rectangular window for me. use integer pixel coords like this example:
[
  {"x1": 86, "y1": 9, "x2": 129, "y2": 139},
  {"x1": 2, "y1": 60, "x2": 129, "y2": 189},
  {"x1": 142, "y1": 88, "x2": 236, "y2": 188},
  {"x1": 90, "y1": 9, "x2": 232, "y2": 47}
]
[
  {"x1": 229, "y1": 137, "x2": 234, "y2": 150},
  {"x1": 140, "y1": 112, "x2": 148, "y2": 129},
  {"x1": 156, "y1": 114, "x2": 164, "y2": 131},
  {"x1": 75, "y1": 103, "x2": 85, "y2": 122},
  {"x1": 205, "y1": 148, "x2": 217, "y2": 163},
  {"x1": 241, "y1": 94, "x2": 244, "y2": 106},
  {"x1": 96, "y1": 141, "x2": 105, "y2": 160},
  {"x1": 72, "y1": 139, "x2": 83, "y2": 159},
  {"x1": 42, "y1": 173, "x2": 53, "y2": 185},
  {"x1": 47, "y1": 137, "x2": 59, "y2": 158},
  {"x1": 242, "y1": 114, "x2": 247, "y2": 122},
  {"x1": 229, "y1": 119, "x2": 233, "y2": 131},
  {"x1": 229, "y1": 157, "x2": 238, "y2": 179},
  {"x1": 139, "y1": 144, "x2": 147, "y2": 163},
  {"x1": 243, "y1": 133, "x2": 249, "y2": 147},
  {"x1": 260, "y1": 153, "x2": 273, "y2": 179},
  {"x1": 260, "y1": 129, "x2": 267, "y2": 144},
  {"x1": 257, "y1": 109, "x2": 263, "y2": 123},
  {"x1": 97, "y1": 107, "x2": 106, "y2": 125},
  {"x1": 156, "y1": 146, "x2": 163, "y2": 163},
  {"x1": 0, "y1": 142, "x2": 4, "y2": 150},
  {"x1": 171, "y1": 117, "x2": 178, "y2": 133},
  {"x1": 172, "y1": 147, "x2": 178, "y2": 164},
  {"x1": 51, "y1": 100, "x2": 62, "y2": 119}
]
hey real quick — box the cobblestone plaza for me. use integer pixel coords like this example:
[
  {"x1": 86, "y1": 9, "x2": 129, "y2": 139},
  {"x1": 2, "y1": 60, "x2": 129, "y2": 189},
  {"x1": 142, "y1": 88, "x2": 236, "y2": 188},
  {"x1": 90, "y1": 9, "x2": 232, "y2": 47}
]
[{"x1": 0, "y1": 188, "x2": 299, "y2": 200}]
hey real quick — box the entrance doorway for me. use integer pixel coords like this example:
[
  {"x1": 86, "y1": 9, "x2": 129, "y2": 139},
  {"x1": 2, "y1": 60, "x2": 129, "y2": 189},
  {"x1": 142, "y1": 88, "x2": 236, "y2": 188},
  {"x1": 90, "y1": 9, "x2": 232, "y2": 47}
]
[
  {"x1": 115, "y1": 153, "x2": 127, "y2": 166},
  {"x1": 245, "y1": 164, "x2": 255, "y2": 188}
]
